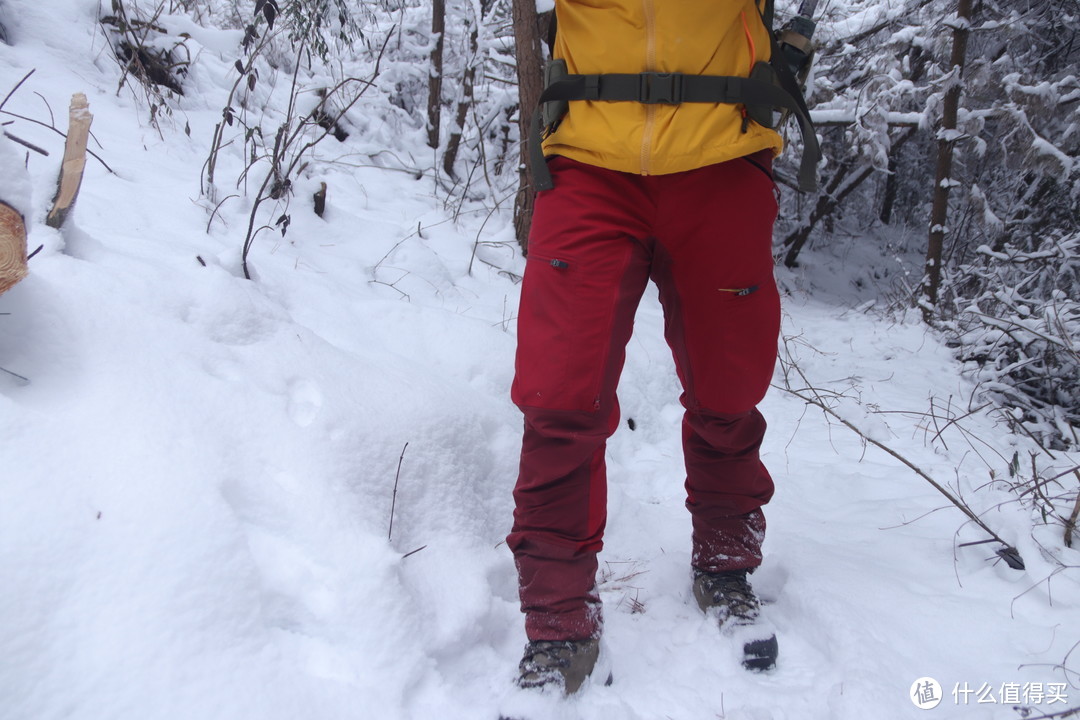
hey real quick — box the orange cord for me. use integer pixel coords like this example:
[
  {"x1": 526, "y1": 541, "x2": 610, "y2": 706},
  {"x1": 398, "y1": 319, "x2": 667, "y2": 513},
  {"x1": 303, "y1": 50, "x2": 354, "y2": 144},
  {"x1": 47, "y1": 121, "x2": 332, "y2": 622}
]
[
  {"x1": 739, "y1": 9, "x2": 757, "y2": 132},
  {"x1": 740, "y1": 10, "x2": 757, "y2": 71}
]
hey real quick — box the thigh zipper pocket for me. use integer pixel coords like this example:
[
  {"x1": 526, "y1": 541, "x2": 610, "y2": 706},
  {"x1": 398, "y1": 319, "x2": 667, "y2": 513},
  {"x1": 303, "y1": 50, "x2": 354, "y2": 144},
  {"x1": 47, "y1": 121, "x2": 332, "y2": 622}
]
[
  {"x1": 718, "y1": 285, "x2": 759, "y2": 297},
  {"x1": 528, "y1": 254, "x2": 572, "y2": 271}
]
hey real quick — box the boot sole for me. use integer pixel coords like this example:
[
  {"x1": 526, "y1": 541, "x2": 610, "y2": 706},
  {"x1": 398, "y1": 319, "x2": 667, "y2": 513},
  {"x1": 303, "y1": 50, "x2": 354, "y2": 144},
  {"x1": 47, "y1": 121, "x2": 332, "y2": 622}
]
[{"x1": 742, "y1": 634, "x2": 778, "y2": 671}]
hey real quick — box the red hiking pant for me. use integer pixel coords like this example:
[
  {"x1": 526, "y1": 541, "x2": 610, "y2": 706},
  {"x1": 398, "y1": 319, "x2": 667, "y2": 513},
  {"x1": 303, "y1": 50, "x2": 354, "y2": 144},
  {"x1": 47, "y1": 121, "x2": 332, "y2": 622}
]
[{"x1": 508, "y1": 154, "x2": 780, "y2": 642}]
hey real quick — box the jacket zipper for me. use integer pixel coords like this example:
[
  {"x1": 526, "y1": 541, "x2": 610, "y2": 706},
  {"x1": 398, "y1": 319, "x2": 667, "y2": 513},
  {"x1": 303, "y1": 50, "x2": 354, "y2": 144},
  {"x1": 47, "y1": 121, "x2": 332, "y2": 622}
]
[{"x1": 640, "y1": 0, "x2": 657, "y2": 175}]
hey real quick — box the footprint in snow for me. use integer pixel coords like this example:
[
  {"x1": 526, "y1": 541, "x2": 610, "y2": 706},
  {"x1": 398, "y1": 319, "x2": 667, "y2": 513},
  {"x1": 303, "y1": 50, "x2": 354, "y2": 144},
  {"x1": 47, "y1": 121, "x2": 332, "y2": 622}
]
[{"x1": 286, "y1": 376, "x2": 323, "y2": 427}]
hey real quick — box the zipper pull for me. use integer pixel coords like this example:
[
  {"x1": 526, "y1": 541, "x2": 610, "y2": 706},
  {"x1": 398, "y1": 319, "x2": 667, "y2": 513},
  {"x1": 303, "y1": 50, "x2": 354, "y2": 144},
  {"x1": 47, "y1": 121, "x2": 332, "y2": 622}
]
[
  {"x1": 550, "y1": 259, "x2": 569, "y2": 269},
  {"x1": 718, "y1": 285, "x2": 759, "y2": 296}
]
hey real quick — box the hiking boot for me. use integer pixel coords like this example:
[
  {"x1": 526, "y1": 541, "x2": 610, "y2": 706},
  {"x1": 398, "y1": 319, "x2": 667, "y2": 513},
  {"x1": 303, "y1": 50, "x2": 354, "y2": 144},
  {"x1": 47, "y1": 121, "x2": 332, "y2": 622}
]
[
  {"x1": 515, "y1": 639, "x2": 606, "y2": 695},
  {"x1": 693, "y1": 569, "x2": 778, "y2": 671},
  {"x1": 693, "y1": 568, "x2": 761, "y2": 622}
]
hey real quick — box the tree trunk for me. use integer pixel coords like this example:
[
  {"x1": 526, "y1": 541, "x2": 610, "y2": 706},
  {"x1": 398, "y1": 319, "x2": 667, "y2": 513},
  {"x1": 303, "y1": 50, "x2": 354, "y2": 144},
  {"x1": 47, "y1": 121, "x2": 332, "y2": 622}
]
[
  {"x1": 512, "y1": 0, "x2": 545, "y2": 253},
  {"x1": 879, "y1": 153, "x2": 899, "y2": 225},
  {"x1": 921, "y1": 0, "x2": 973, "y2": 322},
  {"x1": 783, "y1": 129, "x2": 916, "y2": 268},
  {"x1": 782, "y1": 156, "x2": 858, "y2": 267},
  {"x1": 443, "y1": 19, "x2": 478, "y2": 180},
  {"x1": 427, "y1": 0, "x2": 446, "y2": 151}
]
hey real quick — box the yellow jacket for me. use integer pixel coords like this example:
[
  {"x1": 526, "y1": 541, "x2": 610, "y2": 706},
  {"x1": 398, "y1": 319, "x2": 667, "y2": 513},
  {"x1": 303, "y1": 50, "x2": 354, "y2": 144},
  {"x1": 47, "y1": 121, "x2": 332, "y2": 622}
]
[{"x1": 543, "y1": 0, "x2": 784, "y2": 176}]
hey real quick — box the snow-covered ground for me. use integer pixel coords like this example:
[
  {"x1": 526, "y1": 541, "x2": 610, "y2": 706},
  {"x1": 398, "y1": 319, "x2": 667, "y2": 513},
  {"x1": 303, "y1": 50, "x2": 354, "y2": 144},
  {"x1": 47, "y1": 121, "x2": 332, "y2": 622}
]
[{"x1": 2, "y1": 3, "x2": 1078, "y2": 719}]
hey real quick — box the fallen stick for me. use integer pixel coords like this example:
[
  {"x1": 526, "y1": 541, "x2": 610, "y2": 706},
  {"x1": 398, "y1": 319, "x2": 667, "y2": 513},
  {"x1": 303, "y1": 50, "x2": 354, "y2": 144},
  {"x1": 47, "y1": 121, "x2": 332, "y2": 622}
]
[{"x1": 774, "y1": 344, "x2": 1025, "y2": 570}]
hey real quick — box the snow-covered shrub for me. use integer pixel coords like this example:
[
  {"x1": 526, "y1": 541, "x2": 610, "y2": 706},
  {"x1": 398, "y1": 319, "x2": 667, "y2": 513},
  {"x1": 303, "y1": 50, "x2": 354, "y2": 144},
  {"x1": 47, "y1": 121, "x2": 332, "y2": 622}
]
[
  {"x1": 929, "y1": 2, "x2": 1079, "y2": 450},
  {"x1": 942, "y1": 232, "x2": 1079, "y2": 450},
  {"x1": 774, "y1": 0, "x2": 1080, "y2": 271},
  {"x1": 184, "y1": 0, "x2": 521, "y2": 276},
  {"x1": 101, "y1": 0, "x2": 193, "y2": 127},
  {"x1": 275, "y1": 0, "x2": 372, "y2": 62}
]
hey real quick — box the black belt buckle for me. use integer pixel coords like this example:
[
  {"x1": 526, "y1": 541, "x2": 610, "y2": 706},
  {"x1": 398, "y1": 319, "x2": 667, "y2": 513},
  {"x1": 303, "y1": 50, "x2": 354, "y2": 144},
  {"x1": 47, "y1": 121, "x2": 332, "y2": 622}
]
[{"x1": 639, "y1": 72, "x2": 683, "y2": 104}]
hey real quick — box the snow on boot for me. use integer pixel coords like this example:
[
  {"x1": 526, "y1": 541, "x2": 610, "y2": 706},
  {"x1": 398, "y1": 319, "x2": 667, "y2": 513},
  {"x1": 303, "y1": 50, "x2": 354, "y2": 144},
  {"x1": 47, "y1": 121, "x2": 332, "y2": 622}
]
[
  {"x1": 515, "y1": 639, "x2": 607, "y2": 695},
  {"x1": 693, "y1": 569, "x2": 778, "y2": 671}
]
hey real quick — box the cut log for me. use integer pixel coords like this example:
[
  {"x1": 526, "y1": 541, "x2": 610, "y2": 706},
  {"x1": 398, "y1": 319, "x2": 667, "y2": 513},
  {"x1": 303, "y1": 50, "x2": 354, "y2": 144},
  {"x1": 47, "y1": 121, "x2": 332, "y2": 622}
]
[
  {"x1": 0, "y1": 201, "x2": 28, "y2": 296},
  {"x1": 46, "y1": 93, "x2": 94, "y2": 229}
]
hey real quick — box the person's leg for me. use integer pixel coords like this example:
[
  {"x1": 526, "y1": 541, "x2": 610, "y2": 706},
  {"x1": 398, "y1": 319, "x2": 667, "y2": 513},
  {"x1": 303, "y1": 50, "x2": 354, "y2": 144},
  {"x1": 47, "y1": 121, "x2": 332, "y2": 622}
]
[
  {"x1": 508, "y1": 157, "x2": 653, "y2": 641},
  {"x1": 649, "y1": 152, "x2": 781, "y2": 573}
]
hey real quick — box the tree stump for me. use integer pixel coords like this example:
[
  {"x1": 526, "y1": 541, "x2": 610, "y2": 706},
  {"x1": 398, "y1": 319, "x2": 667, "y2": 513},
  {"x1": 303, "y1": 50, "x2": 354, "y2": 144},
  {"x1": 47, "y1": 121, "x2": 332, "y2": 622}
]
[
  {"x1": 0, "y1": 201, "x2": 28, "y2": 296},
  {"x1": 313, "y1": 182, "x2": 327, "y2": 218},
  {"x1": 46, "y1": 93, "x2": 93, "y2": 230}
]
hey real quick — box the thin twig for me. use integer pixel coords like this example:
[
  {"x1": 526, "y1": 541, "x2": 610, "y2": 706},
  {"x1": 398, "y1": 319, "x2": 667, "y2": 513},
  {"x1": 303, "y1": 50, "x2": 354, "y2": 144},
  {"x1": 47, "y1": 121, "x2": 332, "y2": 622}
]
[
  {"x1": 402, "y1": 545, "x2": 427, "y2": 559},
  {"x1": 3, "y1": 130, "x2": 48, "y2": 155},
  {"x1": 388, "y1": 442, "x2": 409, "y2": 542},
  {"x1": 1017, "y1": 704, "x2": 1080, "y2": 719},
  {"x1": 0, "y1": 109, "x2": 115, "y2": 174},
  {"x1": 956, "y1": 538, "x2": 998, "y2": 548},
  {"x1": 777, "y1": 379, "x2": 1019, "y2": 556},
  {"x1": 1065, "y1": 470, "x2": 1080, "y2": 549},
  {"x1": 929, "y1": 399, "x2": 993, "y2": 449},
  {"x1": 205, "y1": 194, "x2": 238, "y2": 233},
  {"x1": 0, "y1": 69, "x2": 35, "y2": 111},
  {"x1": 468, "y1": 188, "x2": 516, "y2": 275},
  {"x1": 774, "y1": 333, "x2": 1022, "y2": 562},
  {"x1": 0, "y1": 366, "x2": 30, "y2": 384}
]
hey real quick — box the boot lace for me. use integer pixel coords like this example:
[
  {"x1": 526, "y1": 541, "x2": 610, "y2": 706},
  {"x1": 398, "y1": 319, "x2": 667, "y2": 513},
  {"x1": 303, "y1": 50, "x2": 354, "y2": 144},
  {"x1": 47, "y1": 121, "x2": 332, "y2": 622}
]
[
  {"x1": 517, "y1": 641, "x2": 578, "y2": 689},
  {"x1": 697, "y1": 570, "x2": 760, "y2": 625}
]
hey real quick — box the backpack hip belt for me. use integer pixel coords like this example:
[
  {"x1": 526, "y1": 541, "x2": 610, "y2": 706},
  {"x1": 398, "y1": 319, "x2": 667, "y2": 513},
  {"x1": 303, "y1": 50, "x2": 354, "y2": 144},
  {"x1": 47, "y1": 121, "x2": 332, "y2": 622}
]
[{"x1": 529, "y1": 65, "x2": 819, "y2": 193}]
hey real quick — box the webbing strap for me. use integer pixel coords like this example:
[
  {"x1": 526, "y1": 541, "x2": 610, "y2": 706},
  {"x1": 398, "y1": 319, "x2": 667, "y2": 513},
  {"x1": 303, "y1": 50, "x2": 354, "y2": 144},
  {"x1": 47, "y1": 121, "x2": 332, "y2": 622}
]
[
  {"x1": 530, "y1": 72, "x2": 819, "y2": 192},
  {"x1": 762, "y1": 22, "x2": 820, "y2": 174},
  {"x1": 761, "y1": 0, "x2": 775, "y2": 36},
  {"x1": 756, "y1": 0, "x2": 821, "y2": 188}
]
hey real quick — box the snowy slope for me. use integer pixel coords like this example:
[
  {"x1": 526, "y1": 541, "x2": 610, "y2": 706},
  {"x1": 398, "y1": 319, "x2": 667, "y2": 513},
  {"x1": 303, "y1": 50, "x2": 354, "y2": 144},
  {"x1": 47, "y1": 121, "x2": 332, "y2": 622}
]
[{"x1": 2, "y1": 3, "x2": 1078, "y2": 720}]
